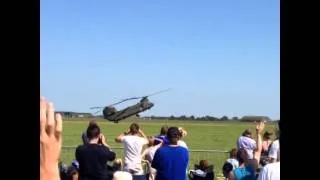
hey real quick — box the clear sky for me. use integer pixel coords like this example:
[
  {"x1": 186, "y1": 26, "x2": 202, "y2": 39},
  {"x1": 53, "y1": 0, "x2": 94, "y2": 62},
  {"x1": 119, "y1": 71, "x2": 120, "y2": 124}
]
[{"x1": 41, "y1": 0, "x2": 279, "y2": 120}]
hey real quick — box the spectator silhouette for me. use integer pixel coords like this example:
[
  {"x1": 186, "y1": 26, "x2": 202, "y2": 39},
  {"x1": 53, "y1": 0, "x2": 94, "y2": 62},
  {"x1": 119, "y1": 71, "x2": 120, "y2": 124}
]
[
  {"x1": 228, "y1": 121, "x2": 265, "y2": 180},
  {"x1": 189, "y1": 160, "x2": 214, "y2": 180},
  {"x1": 226, "y1": 148, "x2": 239, "y2": 170},
  {"x1": 152, "y1": 126, "x2": 189, "y2": 180},
  {"x1": 76, "y1": 123, "x2": 116, "y2": 180},
  {"x1": 82, "y1": 120, "x2": 97, "y2": 145},
  {"x1": 142, "y1": 137, "x2": 163, "y2": 180},
  {"x1": 155, "y1": 126, "x2": 169, "y2": 144},
  {"x1": 237, "y1": 128, "x2": 256, "y2": 160},
  {"x1": 115, "y1": 123, "x2": 149, "y2": 180}
]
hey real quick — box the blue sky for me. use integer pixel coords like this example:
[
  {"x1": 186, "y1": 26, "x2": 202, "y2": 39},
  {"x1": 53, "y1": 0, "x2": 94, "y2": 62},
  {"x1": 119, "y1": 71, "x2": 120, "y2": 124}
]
[{"x1": 41, "y1": 0, "x2": 279, "y2": 119}]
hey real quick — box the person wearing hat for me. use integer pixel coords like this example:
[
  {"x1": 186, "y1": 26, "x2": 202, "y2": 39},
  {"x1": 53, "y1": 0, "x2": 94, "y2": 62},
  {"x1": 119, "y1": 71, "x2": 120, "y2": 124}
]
[
  {"x1": 151, "y1": 127, "x2": 189, "y2": 180},
  {"x1": 67, "y1": 160, "x2": 80, "y2": 180},
  {"x1": 236, "y1": 128, "x2": 257, "y2": 160}
]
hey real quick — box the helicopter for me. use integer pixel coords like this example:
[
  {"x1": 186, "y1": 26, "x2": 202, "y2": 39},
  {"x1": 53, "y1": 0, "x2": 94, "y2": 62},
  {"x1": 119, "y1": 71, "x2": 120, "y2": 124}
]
[{"x1": 90, "y1": 88, "x2": 171, "y2": 123}]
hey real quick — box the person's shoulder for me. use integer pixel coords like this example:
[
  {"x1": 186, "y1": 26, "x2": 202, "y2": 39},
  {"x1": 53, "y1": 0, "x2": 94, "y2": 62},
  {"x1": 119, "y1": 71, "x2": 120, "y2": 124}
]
[
  {"x1": 246, "y1": 136, "x2": 256, "y2": 143},
  {"x1": 76, "y1": 144, "x2": 85, "y2": 150},
  {"x1": 137, "y1": 136, "x2": 147, "y2": 141},
  {"x1": 227, "y1": 158, "x2": 236, "y2": 163},
  {"x1": 75, "y1": 144, "x2": 87, "y2": 155},
  {"x1": 178, "y1": 141, "x2": 188, "y2": 149},
  {"x1": 156, "y1": 145, "x2": 170, "y2": 152},
  {"x1": 177, "y1": 145, "x2": 189, "y2": 152},
  {"x1": 272, "y1": 140, "x2": 280, "y2": 147}
]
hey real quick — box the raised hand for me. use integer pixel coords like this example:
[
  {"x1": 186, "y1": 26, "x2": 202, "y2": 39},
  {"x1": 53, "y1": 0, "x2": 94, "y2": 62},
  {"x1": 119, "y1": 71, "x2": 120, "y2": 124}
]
[
  {"x1": 40, "y1": 97, "x2": 62, "y2": 180},
  {"x1": 255, "y1": 121, "x2": 266, "y2": 134}
]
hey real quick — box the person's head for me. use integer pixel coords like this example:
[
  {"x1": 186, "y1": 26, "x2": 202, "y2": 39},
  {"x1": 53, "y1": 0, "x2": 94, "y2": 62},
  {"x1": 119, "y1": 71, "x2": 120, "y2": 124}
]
[
  {"x1": 199, "y1": 160, "x2": 209, "y2": 171},
  {"x1": 236, "y1": 148, "x2": 248, "y2": 164},
  {"x1": 129, "y1": 123, "x2": 140, "y2": 135},
  {"x1": 71, "y1": 160, "x2": 79, "y2": 171},
  {"x1": 86, "y1": 124, "x2": 100, "y2": 140},
  {"x1": 88, "y1": 120, "x2": 97, "y2": 127},
  {"x1": 230, "y1": 148, "x2": 237, "y2": 159},
  {"x1": 222, "y1": 162, "x2": 233, "y2": 178},
  {"x1": 178, "y1": 127, "x2": 188, "y2": 139},
  {"x1": 147, "y1": 136, "x2": 155, "y2": 147},
  {"x1": 242, "y1": 128, "x2": 252, "y2": 138},
  {"x1": 263, "y1": 131, "x2": 273, "y2": 141},
  {"x1": 160, "y1": 125, "x2": 169, "y2": 135},
  {"x1": 166, "y1": 127, "x2": 180, "y2": 145}
]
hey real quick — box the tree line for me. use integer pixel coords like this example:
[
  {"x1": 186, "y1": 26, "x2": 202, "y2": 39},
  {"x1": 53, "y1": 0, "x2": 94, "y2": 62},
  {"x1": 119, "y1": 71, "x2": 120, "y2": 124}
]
[{"x1": 143, "y1": 115, "x2": 240, "y2": 121}]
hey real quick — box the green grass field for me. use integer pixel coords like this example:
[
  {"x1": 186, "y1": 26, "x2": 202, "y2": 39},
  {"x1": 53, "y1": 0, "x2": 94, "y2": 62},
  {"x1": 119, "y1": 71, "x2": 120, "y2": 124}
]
[{"x1": 61, "y1": 118, "x2": 276, "y2": 177}]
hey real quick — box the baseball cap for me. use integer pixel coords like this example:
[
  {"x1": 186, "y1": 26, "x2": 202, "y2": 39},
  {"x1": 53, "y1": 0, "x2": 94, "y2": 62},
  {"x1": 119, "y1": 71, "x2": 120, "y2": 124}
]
[{"x1": 71, "y1": 160, "x2": 79, "y2": 170}]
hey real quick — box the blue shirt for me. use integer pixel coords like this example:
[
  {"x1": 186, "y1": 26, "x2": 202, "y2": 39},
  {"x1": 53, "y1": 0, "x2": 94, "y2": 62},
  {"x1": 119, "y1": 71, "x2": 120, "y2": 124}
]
[
  {"x1": 156, "y1": 135, "x2": 169, "y2": 144},
  {"x1": 233, "y1": 165, "x2": 255, "y2": 180},
  {"x1": 152, "y1": 145, "x2": 189, "y2": 180}
]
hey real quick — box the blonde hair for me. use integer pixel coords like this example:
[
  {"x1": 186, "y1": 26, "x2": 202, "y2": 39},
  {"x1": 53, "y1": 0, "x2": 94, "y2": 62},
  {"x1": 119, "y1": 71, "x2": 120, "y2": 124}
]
[{"x1": 178, "y1": 127, "x2": 188, "y2": 137}]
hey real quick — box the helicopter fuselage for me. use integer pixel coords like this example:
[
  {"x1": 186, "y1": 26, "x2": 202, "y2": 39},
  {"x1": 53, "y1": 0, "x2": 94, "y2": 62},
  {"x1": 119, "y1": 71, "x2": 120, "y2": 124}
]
[{"x1": 102, "y1": 97, "x2": 154, "y2": 123}]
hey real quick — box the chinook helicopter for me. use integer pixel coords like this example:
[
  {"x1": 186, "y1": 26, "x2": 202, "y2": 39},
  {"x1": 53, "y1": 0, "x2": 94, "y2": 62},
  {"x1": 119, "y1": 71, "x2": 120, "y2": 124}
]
[{"x1": 90, "y1": 88, "x2": 171, "y2": 123}]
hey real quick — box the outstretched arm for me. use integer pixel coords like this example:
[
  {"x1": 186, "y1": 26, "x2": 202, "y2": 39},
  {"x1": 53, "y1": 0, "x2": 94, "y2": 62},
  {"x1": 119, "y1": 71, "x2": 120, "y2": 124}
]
[
  {"x1": 249, "y1": 121, "x2": 265, "y2": 170},
  {"x1": 115, "y1": 133, "x2": 125, "y2": 143}
]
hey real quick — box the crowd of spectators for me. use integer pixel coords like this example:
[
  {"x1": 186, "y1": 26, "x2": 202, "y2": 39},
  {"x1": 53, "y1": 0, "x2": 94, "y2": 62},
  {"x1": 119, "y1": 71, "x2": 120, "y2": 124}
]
[{"x1": 40, "y1": 97, "x2": 280, "y2": 180}]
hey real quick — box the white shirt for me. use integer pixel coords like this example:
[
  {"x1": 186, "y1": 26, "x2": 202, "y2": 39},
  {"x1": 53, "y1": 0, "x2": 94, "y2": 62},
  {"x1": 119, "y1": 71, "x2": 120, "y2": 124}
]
[
  {"x1": 142, "y1": 145, "x2": 161, "y2": 175},
  {"x1": 178, "y1": 140, "x2": 188, "y2": 149},
  {"x1": 121, "y1": 135, "x2": 149, "y2": 174},
  {"x1": 113, "y1": 171, "x2": 133, "y2": 180},
  {"x1": 257, "y1": 162, "x2": 280, "y2": 180},
  {"x1": 143, "y1": 144, "x2": 161, "y2": 162},
  {"x1": 226, "y1": 158, "x2": 239, "y2": 170},
  {"x1": 237, "y1": 136, "x2": 256, "y2": 159},
  {"x1": 268, "y1": 140, "x2": 280, "y2": 162}
]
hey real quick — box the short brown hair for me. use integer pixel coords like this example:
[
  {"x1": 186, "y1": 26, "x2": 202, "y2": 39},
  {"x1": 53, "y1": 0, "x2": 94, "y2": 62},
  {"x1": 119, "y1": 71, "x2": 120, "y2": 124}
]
[
  {"x1": 89, "y1": 120, "x2": 97, "y2": 126},
  {"x1": 230, "y1": 148, "x2": 237, "y2": 158},
  {"x1": 86, "y1": 124, "x2": 100, "y2": 139},
  {"x1": 199, "y1": 160, "x2": 209, "y2": 171},
  {"x1": 236, "y1": 148, "x2": 248, "y2": 164},
  {"x1": 129, "y1": 123, "x2": 140, "y2": 134}
]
